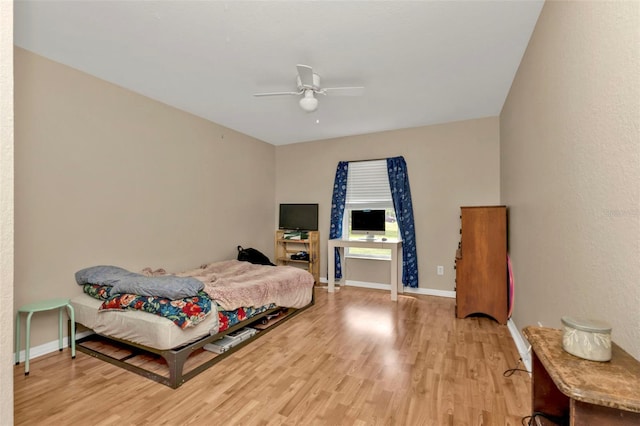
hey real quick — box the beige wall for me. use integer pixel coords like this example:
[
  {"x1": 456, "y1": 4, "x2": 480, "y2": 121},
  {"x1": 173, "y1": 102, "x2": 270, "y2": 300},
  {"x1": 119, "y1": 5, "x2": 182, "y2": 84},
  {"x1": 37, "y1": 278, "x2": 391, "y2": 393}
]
[
  {"x1": 14, "y1": 48, "x2": 276, "y2": 347},
  {"x1": 275, "y1": 117, "x2": 501, "y2": 291},
  {"x1": 501, "y1": 1, "x2": 639, "y2": 358},
  {"x1": 1, "y1": 1, "x2": 14, "y2": 422}
]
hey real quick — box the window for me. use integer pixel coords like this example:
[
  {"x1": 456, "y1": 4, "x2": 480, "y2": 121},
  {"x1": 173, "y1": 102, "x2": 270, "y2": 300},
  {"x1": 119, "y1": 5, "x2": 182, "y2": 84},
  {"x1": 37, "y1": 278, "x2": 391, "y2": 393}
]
[
  {"x1": 329, "y1": 156, "x2": 418, "y2": 287},
  {"x1": 343, "y1": 160, "x2": 397, "y2": 259}
]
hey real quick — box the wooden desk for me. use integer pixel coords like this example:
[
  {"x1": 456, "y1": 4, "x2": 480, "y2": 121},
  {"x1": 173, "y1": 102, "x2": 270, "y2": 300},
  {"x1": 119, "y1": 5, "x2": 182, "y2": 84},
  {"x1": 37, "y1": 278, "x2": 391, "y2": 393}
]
[
  {"x1": 523, "y1": 326, "x2": 640, "y2": 425},
  {"x1": 327, "y1": 238, "x2": 402, "y2": 301}
]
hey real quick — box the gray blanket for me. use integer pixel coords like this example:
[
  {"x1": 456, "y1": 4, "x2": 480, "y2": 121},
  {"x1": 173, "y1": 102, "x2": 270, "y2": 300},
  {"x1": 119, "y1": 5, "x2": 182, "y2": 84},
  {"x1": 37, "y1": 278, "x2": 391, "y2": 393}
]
[{"x1": 75, "y1": 265, "x2": 204, "y2": 300}]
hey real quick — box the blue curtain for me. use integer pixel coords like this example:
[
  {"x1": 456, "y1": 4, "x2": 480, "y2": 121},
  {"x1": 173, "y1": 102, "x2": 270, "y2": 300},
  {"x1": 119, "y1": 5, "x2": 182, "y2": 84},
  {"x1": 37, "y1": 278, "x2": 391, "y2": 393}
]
[
  {"x1": 329, "y1": 161, "x2": 349, "y2": 279},
  {"x1": 387, "y1": 156, "x2": 419, "y2": 288}
]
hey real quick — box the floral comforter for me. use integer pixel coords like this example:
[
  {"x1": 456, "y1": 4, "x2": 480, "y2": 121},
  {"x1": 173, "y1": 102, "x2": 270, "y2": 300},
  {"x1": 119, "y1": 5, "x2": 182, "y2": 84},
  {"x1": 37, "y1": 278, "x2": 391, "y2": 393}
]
[
  {"x1": 217, "y1": 303, "x2": 275, "y2": 333},
  {"x1": 82, "y1": 283, "x2": 276, "y2": 331},
  {"x1": 83, "y1": 284, "x2": 211, "y2": 329}
]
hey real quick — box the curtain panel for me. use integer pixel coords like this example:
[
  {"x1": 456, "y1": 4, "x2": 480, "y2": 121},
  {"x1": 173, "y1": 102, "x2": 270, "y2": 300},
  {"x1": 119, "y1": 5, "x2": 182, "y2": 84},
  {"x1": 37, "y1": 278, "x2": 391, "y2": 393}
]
[
  {"x1": 387, "y1": 156, "x2": 419, "y2": 288},
  {"x1": 329, "y1": 161, "x2": 349, "y2": 279}
]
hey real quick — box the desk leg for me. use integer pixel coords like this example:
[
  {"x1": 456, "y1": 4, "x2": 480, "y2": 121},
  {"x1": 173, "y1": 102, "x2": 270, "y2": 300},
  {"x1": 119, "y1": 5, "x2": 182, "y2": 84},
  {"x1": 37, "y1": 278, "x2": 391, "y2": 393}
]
[
  {"x1": 328, "y1": 243, "x2": 335, "y2": 293},
  {"x1": 58, "y1": 307, "x2": 64, "y2": 351},
  {"x1": 15, "y1": 312, "x2": 20, "y2": 365},
  {"x1": 67, "y1": 304, "x2": 76, "y2": 359},
  {"x1": 397, "y1": 245, "x2": 403, "y2": 296},
  {"x1": 340, "y1": 247, "x2": 346, "y2": 287},
  {"x1": 25, "y1": 311, "x2": 34, "y2": 375},
  {"x1": 391, "y1": 245, "x2": 398, "y2": 301}
]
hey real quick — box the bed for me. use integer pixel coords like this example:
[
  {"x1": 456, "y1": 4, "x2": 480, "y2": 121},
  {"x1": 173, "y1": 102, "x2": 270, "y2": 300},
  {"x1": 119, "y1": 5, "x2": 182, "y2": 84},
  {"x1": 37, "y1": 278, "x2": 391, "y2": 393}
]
[{"x1": 71, "y1": 259, "x2": 314, "y2": 388}]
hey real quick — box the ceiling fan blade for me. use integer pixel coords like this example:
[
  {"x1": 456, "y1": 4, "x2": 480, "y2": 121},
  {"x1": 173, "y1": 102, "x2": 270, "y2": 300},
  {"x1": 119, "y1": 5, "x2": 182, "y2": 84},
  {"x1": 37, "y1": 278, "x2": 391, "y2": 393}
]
[
  {"x1": 322, "y1": 86, "x2": 365, "y2": 96},
  {"x1": 296, "y1": 64, "x2": 315, "y2": 88},
  {"x1": 253, "y1": 90, "x2": 302, "y2": 97}
]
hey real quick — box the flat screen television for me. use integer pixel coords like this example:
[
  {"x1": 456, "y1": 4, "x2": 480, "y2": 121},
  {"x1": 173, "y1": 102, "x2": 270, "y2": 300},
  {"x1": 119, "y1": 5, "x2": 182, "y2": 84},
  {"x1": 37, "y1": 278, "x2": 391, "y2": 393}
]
[
  {"x1": 278, "y1": 203, "x2": 319, "y2": 231},
  {"x1": 351, "y1": 209, "x2": 386, "y2": 237}
]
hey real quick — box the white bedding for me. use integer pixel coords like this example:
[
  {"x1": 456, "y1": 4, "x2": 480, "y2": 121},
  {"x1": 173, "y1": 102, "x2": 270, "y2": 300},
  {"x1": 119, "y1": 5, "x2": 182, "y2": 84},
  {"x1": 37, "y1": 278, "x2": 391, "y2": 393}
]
[{"x1": 71, "y1": 293, "x2": 219, "y2": 350}]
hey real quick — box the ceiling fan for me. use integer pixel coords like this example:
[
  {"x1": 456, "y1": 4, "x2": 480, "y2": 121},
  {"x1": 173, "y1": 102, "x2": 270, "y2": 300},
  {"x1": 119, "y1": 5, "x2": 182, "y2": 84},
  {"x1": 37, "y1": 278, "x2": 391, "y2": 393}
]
[{"x1": 253, "y1": 64, "x2": 365, "y2": 113}]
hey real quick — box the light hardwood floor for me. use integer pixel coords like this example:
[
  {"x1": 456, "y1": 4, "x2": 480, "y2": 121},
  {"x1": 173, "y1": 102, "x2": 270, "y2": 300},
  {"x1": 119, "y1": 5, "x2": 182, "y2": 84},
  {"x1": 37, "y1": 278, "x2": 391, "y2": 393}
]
[{"x1": 14, "y1": 286, "x2": 531, "y2": 425}]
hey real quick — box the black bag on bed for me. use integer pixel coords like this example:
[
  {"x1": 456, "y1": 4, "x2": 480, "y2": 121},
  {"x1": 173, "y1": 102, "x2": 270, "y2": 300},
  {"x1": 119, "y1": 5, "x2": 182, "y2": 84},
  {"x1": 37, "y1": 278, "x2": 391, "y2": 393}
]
[{"x1": 237, "y1": 245, "x2": 275, "y2": 266}]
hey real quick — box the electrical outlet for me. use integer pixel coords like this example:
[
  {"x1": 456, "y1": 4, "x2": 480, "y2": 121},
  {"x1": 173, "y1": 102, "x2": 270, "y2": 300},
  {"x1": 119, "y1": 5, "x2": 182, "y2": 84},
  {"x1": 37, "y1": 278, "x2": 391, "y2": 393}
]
[{"x1": 437, "y1": 265, "x2": 444, "y2": 275}]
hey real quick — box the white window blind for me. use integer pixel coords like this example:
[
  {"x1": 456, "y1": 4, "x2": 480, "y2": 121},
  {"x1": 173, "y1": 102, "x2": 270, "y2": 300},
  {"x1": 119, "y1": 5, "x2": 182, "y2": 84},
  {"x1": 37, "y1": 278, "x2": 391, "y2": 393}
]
[{"x1": 345, "y1": 160, "x2": 393, "y2": 209}]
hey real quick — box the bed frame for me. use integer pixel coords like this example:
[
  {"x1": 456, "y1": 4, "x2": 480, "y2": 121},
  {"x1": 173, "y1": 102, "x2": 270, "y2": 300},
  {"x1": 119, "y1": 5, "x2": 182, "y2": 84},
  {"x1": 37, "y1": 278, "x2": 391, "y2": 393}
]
[{"x1": 73, "y1": 297, "x2": 313, "y2": 388}]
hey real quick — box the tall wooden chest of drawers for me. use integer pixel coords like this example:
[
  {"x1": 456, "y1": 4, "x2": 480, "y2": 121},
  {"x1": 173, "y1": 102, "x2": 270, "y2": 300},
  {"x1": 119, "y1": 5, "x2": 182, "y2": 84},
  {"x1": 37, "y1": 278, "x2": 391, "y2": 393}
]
[{"x1": 455, "y1": 206, "x2": 508, "y2": 324}]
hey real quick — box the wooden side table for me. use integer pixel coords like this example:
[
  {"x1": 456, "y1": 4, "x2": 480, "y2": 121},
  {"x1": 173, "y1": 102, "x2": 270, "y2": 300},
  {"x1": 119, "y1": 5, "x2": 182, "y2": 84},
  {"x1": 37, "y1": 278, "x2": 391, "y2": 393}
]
[
  {"x1": 15, "y1": 298, "x2": 76, "y2": 375},
  {"x1": 523, "y1": 326, "x2": 640, "y2": 425}
]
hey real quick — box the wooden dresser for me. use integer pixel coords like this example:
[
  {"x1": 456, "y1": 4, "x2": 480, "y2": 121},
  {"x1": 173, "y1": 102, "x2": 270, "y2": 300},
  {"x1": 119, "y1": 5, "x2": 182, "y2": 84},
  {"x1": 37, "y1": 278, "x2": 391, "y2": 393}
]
[{"x1": 455, "y1": 206, "x2": 508, "y2": 324}]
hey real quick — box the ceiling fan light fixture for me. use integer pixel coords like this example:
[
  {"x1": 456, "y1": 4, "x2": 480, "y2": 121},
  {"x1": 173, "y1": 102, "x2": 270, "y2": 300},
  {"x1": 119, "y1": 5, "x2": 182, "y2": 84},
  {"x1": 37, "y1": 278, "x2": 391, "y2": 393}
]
[
  {"x1": 253, "y1": 64, "x2": 363, "y2": 112},
  {"x1": 299, "y1": 89, "x2": 318, "y2": 112}
]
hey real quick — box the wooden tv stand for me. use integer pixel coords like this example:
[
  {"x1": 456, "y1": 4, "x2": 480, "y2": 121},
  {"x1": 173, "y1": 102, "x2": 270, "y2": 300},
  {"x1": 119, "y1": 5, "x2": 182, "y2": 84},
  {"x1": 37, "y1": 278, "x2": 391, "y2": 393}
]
[
  {"x1": 275, "y1": 230, "x2": 319, "y2": 284},
  {"x1": 523, "y1": 326, "x2": 640, "y2": 425}
]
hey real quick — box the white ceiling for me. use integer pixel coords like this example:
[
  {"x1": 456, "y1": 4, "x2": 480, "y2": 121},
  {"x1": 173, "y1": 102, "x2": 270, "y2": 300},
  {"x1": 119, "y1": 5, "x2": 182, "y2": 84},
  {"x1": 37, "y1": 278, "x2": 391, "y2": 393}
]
[{"x1": 14, "y1": 1, "x2": 544, "y2": 146}]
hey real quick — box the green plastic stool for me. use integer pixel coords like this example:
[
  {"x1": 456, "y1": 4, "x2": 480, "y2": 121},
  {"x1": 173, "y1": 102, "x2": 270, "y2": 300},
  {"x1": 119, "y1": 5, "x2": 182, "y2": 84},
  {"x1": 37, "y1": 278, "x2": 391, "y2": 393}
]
[{"x1": 15, "y1": 298, "x2": 76, "y2": 375}]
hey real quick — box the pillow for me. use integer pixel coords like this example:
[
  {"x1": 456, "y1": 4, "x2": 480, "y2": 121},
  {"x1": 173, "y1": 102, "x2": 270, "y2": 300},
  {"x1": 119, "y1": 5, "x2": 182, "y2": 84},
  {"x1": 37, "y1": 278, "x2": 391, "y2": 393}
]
[
  {"x1": 75, "y1": 265, "x2": 204, "y2": 299},
  {"x1": 75, "y1": 265, "x2": 132, "y2": 286}
]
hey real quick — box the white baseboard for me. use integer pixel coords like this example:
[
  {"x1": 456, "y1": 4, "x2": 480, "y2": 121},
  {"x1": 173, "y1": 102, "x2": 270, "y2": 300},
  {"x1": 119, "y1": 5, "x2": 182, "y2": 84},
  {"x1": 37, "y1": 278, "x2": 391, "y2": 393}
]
[
  {"x1": 319, "y1": 277, "x2": 456, "y2": 299},
  {"x1": 14, "y1": 330, "x2": 93, "y2": 363},
  {"x1": 507, "y1": 318, "x2": 532, "y2": 372},
  {"x1": 404, "y1": 286, "x2": 456, "y2": 299}
]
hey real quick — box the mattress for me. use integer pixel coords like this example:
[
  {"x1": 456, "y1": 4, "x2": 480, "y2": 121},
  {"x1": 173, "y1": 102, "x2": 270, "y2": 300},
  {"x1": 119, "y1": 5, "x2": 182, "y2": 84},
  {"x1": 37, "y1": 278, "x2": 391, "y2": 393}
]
[{"x1": 71, "y1": 293, "x2": 219, "y2": 350}]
